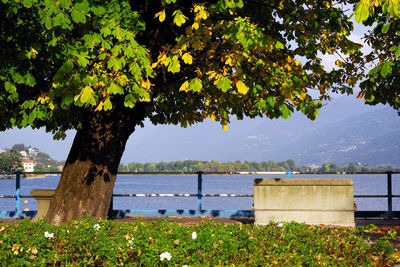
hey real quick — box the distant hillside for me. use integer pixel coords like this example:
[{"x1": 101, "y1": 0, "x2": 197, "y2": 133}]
[
  {"x1": 276, "y1": 108, "x2": 400, "y2": 165},
  {"x1": 122, "y1": 96, "x2": 400, "y2": 166},
  {"x1": 8, "y1": 144, "x2": 63, "y2": 171}
]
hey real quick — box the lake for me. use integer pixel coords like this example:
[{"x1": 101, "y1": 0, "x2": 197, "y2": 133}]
[{"x1": 0, "y1": 174, "x2": 399, "y2": 212}]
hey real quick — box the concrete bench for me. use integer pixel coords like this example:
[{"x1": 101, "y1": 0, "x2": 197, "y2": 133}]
[
  {"x1": 253, "y1": 178, "x2": 355, "y2": 227},
  {"x1": 30, "y1": 189, "x2": 55, "y2": 222}
]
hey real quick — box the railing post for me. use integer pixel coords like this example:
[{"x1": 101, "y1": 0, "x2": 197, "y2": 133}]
[
  {"x1": 197, "y1": 171, "x2": 203, "y2": 211},
  {"x1": 15, "y1": 171, "x2": 21, "y2": 213},
  {"x1": 387, "y1": 171, "x2": 393, "y2": 216}
]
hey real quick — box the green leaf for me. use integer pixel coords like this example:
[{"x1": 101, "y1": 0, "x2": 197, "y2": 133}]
[
  {"x1": 78, "y1": 56, "x2": 89, "y2": 67},
  {"x1": 109, "y1": 83, "x2": 124, "y2": 95},
  {"x1": 382, "y1": 22, "x2": 391, "y2": 33},
  {"x1": 71, "y1": 9, "x2": 86, "y2": 24},
  {"x1": 255, "y1": 99, "x2": 266, "y2": 109},
  {"x1": 380, "y1": 61, "x2": 394, "y2": 77},
  {"x1": 74, "y1": 0, "x2": 89, "y2": 12},
  {"x1": 217, "y1": 76, "x2": 232, "y2": 92},
  {"x1": 124, "y1": 94, "x2": 136, "y2": 108},
  {"x1": 53, "y1": 13, "x2": 71, "y2": 29},
  {"x1": 91, "y1": 6, "x2": 106, "y2": 16},
  {"x1": 22, "y1": 0, "x2": 32, "y2": 8},
  {"x1": 354, "y1": 0, "x2": 370, "y2": 23},
  {"x1": 189, "y1": 78, "x2": 203, "y2": 92},
  {"x1": 280, "y1": 104, "x2": 291, "y2": 119},
  {"x1": 266, "y1": 96, "x2": 275, "y2": 107},
  {"x1": 80, "y1": 86, "x2": 93, "y2": 103},
  {"x1": 61, "y1": 93, "x2": 74, "y2": 107},
  {"x1": 275, "y1": 41, "x2": 284, "y2": 49},
  {"x1": 168, "y1": 56, "x2": 181, "y2": 73},
  {"x1": 103, "y1": 98, "x2": 112, "y2": 111},
  {"x1": 4, "y1": 81, "x2": 16, "y2": 93}
]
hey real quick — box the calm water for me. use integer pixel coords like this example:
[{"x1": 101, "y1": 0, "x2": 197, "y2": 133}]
[{"x1": 0, "y1": 174, "x2": 399, "y2": 211}]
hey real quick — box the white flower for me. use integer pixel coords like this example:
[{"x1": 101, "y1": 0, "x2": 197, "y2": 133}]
[
  {"x1": 182, "y1": 265, "x2": 189, "y2": 267},
  {"x1": 93, "y1": 224, "x2": 100, "y2": 231},
  {"x1": 127, "y1": 238, "x2": 134, "y2": 248},
  {"x1": 44, "y1": 231, "x2": 54, "y2": 239},
  {"x1": 160, "y1": 252, "x2": 172, "y2": 261},
  {"x1": 191, "y1": 232, "x2": 197, "y2": 240},
  {"x1": 277, "y1": 223, "x2": 283, "y2": 227}
]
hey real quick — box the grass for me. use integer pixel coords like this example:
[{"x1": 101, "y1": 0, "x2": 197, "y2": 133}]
[{"x1": 0, "y1": 217, "x2": 399, "y2": 266}]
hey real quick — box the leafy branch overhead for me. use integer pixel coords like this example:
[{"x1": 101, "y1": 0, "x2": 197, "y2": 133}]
[
  {"x1": 0, "y1": 0, "x2": 363, "y2": 135},
  {"x1": 353, "y1": 0, "x2": 400, "y2": 112}
]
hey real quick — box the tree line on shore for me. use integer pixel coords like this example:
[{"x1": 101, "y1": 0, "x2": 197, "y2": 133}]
[{"x1": 118, "y1": 160, "x2": 400, "y2": 173}]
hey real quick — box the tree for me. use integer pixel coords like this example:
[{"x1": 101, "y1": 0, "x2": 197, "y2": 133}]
[
  {"x1": 0, "y1": 0, "x2": 360, "y2": 224},
  {"x1": 0, "y1": 150, "x2": 23, "y2": 172},
  {"x1": 319, "y1": 163, "x2": 330, "y2": 173},
  {"x1": 11, "y1": 144, "x2": 27, "y2": 152}
]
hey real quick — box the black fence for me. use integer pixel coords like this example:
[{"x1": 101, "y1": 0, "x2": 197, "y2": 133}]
[{"x1": 0, "y1": 171, "x2": 399, "y2": 219}]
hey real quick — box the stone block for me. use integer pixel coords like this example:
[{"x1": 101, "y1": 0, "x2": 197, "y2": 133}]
[
  {"x1": 30, "y1": 189, "x2": 55, "y2": 222},
  {"x1": 254, "y1": 178, "x2": 355, "y2": 227}
]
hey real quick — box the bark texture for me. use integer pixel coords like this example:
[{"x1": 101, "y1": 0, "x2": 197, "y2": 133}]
[{"x1": 45, "y1": 105, "x2": 147, "y2": 225}]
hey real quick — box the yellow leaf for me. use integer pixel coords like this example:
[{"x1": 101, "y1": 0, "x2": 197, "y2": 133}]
[
  {"x1": 294, "y1": 60, "x2": 302, "y2": 66},
  {"x1": 173, "y1": 10, "x2": 187, "y2": 27},
  {"x1": 223, "y1": 125, "x2": 228, "y2": 131},
  {"x1": 141, "y1": 79, "x2": 154, "y2": 90},
  {"x1": 198, "y1": 9, "x2": 209, "y2": 20},
  {"x1": 49, "y1": 102, "x2": 54, "y2": 110},
  {"x1": 210, "y1": 114, "x2": 216, "y2": 121},
  {"x1": 192, "y1": 22, "x2": 199, "y2": 30},
  {"x1": 207, "y1": 70, "x2": 218, "y2": 80},
  {"x1": 225, "y1": 57, "x2": 233, "y2": 66},
  {"x1": 154, "y1": 9, "x2": 166, "y2": 22},
  {"x1": 95, "y1": 101, "x2": 104, "y2": 111},
  {"x1": 194, "y1": 4, "x2": 204, "y2": 13},
  {"x1": 179, "y1": 81, "x2": 189, "y2": 92},
  {"x1": 236, "y1": 80, "x2": 249, "y2": 95},
  {"x1": 182, "y1": 53, "x2": 193, "y2": 64}
]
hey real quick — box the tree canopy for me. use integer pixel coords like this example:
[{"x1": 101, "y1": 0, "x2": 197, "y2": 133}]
[
  {"x1": 0, "y1": 150, "x2": 23, "y2": 173},
  {"x1": 0, "y1": 0, "x2": 362, "y2": 135},
  {"x1": 353, "y1": 0, "x2": 400, "y2": 113}
]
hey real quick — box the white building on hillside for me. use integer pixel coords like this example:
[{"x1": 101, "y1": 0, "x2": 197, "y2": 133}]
[
  {"x1": 22, "y1": 159, "x2": 36, "y2": 172},
  {"x1": 28, "y1": 147, "x2": 38, "y2": 155}
]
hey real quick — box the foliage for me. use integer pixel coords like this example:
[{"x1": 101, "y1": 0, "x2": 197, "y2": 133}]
[
  {"x1": 0, "y1": 217, "x2": 398, "y2": 266},
  {"x1": 0, "y1": 150, "x2": 23, "y2": 173},
  {"x1": 0, "y1": 0, "x2": 362, "y2": 136},
  {"x1": 352, "y1": 0, "x2": 400, "y2": 113},
  {"x1": 118, "y1": 159, "x2": 400, "y2": 173}
]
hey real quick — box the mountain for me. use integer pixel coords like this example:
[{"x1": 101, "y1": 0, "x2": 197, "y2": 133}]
[{"x1": 121, "y1": 96, "x2": 400, "y2": 166}]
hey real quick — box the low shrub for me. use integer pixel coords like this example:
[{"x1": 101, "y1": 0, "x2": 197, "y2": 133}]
[{"x1": 0, "y1": 217, "x2": 398, "y2": 266}]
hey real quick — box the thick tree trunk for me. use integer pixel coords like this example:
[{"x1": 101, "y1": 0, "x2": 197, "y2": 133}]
[{"x1": 45, "y1": 105, "x2": 147, "y2": 225}]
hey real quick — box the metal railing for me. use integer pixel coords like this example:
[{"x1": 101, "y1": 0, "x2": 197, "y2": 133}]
[{"x1": 0, "y1": 171, "x2": 399, "y2": 219}]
